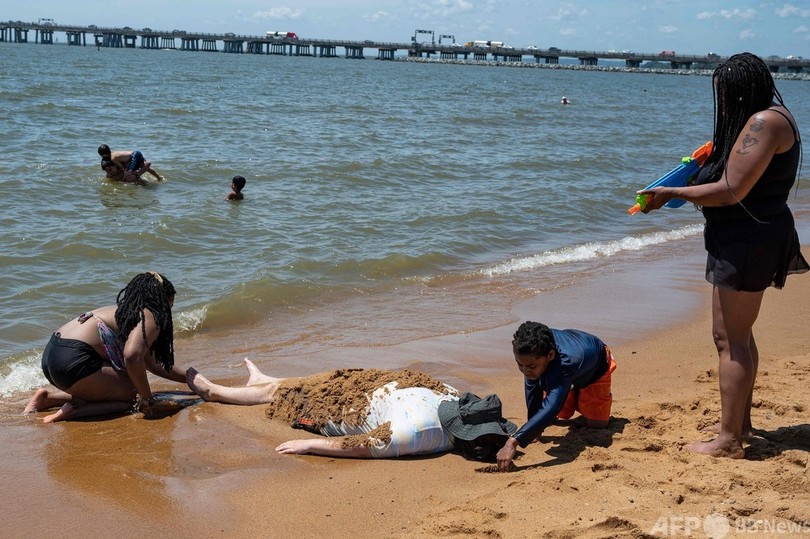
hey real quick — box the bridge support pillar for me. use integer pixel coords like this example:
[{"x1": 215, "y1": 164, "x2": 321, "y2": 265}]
[
  {"x1": 66, "y1": 31, "x2": 86, "y2": 46},
  {"x1": 223, "y1": 40, "x2": 243, "y2": 53},
  {"x1": 36, "y1": 29, "x2": 54, "y2": 44},
  {"x1": 318, "y1": 45, "x2": 337, "y2": 57},
  {"x1": 345, "y1": 46, "x2": 364, "y2": 59}
]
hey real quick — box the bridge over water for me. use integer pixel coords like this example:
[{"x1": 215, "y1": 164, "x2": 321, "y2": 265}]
[{"x1": 2, "y1": 20, "x2": 809, "y2": 73}]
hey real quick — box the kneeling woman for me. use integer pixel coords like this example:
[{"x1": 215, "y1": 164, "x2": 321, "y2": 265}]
[
  {"x1": 187, "y1": 361, "x2": 517, "y2": 463},
  {"x1": 24, "y1": 272, "x2": 191, "y2": 422}
]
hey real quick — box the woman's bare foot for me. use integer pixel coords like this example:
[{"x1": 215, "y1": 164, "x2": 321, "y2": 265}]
[
  {"x1": 686, "y1": 437, "x2": 745, "y2": 459},
  {"x1": 244, "y1": 358, "x2": 278, "y2": 386},
  {"x1": 186, "y1": 368, "x2": 214, "y2": 401},
  {"x1": 43, "y1": 403, "x2": 75, "y2": 423},
  {"x1": 24, "y1": 388, "x2": 51, "y2": 413},
  {"x1": 23, "y1": 388, "x2": 71, "y2": 414}
]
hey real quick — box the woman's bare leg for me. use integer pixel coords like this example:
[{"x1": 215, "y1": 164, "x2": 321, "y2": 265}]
[
  {"x1": 28, "y1": 365, "x2": 135, "y2": 418},
  {"x1": 700, "y1": 332, "x2": 758, "y2": 439},
  {"x1": 687, "y1": 287, "x2": 763, "y2": 459},
  {"x1": 43, "y1": 401, "x2": 133, "y2": 423},
  {"x1": 186, "y1": 367, "x2": 280, "y2": 405}
]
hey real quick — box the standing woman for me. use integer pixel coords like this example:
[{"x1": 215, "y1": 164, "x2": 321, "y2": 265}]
[
  {"x1": 24, "y1": 272, "x2": 190, "y2": 422},
  {"x1": 639, "y1": 52, "x2": 808, "y2": 458}
]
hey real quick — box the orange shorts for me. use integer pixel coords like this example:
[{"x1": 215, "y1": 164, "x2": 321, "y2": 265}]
[{"x1": 557, "y1": 348, "x2": 617, "y2": 422}]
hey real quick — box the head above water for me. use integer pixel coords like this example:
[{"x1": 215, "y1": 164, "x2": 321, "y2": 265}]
[
  {"x1": 98, "y1": 143, "x2": 111, "y2": 158},
  {"x1": 232, "y1": 175, "x2": 246, "y2": 191}
]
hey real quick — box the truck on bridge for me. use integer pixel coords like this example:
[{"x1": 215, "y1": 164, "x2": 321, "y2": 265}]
[
  {"x1": 266, "y1": 31, "x2": 298, "y2": 40},
  {"x1": 465, "y1": 40, "x2": 505, "y2": 48}
]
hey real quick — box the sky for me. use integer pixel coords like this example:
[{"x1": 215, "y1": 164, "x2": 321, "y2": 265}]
[{"x1": 3, "y1": 0, "x2": 809, "y2": 58}]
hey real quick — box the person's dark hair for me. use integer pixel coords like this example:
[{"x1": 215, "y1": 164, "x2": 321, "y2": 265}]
[
  {"x1": 452, "y1": 433, "x2": 509, "y2": 462},
  {"x1": 115, "y1": 272, "x2": 176, "y2": 372},
  {"x1": 98, "y1": 144, "x2": 111, "y2": 158},
  {"x1": 512, "y1": 321, "x2": 555, "y2": 357},
  {"x1": 702, "y1": 52, "x2": 785, "y2": 184},
  {"x1": 100, "y1": 159, "x2": 115, "y2": 171},
  {"x1": 232, "y1": 175, "x2": 246, "y2": 191}
]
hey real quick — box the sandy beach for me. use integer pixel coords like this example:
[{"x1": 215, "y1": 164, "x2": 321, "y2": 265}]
[{"x1": 3, "y1": 252, "x2": 809, "y2": 539}]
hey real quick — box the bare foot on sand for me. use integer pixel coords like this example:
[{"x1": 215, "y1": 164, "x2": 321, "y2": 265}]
[
  {"x1": 686, "y1": 437, "x2": 745, "y2": 459},
  {"x1": 700, "y1": 422, "x2": 754, "y2": 441},
  {"x1": 186, "y1": 368, "x2": 214, "y2": 401},
  {"x1": 24, "y1": 388, "x2": 70, "y2": 414},
  {"x1": 244, "y1": 358, "x2": 279, "y2": 386},
  {"x1": 43, "y1": 403, "x2": 75, "y2": 423}
]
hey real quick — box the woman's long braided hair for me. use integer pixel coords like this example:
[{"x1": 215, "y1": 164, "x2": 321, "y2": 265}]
[
  {"x1": 512, "y1": 321, "x2": 556, "y2": 357},
  {"x1": 701, "y1": 52, "x2": 785, "y2": 184},
  {"x1": 115, "y1": 272, "x2": 176, "y2": 372}
]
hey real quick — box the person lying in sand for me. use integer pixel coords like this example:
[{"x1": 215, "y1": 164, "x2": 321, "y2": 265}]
[
  {"x1": 187, "y1": 361, "x2": 517, "y2": 464},
  {"x1": 497, "y1": 321, "x2": 617, "y2": 471}
]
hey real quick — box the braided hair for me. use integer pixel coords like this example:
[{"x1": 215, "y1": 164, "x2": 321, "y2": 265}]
[
  {"x1": 702, "y1": 52, "x2": 785, "y2": 184},
  {"x1": 512, "y1": 321, "x2": 556, "y2": 357},
  {"x1": 115, "y1": 272, "x2": 176, "y2": 372}
]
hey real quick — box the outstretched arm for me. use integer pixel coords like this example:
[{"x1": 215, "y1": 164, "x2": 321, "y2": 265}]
[
  {"x1": 275, "y1": 438, "x2": 373, "y2": 458},
  {"x1": 640, "y1": 109, "x2": 789, "y2": 213},
  {"x1": 144, "y1": 354, "x2": 187, "y2": 384},
  {"x1": 141, "y1": 161, "x2": 163, "y2": 181}
]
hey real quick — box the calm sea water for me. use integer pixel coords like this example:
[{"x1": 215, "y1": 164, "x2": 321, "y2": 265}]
[{"x1": 2, "y1": 42, "x2": 809, "y2": 397}]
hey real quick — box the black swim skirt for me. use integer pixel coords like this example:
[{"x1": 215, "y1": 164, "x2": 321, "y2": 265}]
[
  {"x1": 704, "y1": 208, "x2": 809, "y2": 292},
  {"x1": 41, "y1": 333, "x2": 105, "y2": 390}
]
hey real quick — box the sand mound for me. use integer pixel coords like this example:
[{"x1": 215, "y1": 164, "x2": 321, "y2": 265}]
[{"x1": 264, "y1": 368, "x2": 452, "y2": 428}]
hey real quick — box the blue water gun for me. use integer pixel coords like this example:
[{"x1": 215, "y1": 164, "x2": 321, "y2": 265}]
[{"x1": 628, "y1": 141, "x2": 713, "y2": 215}]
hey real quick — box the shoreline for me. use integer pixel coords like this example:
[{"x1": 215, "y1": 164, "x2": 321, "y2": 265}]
[{"x1": 3, "y1": 244, "x2": 809, "y2": 536}]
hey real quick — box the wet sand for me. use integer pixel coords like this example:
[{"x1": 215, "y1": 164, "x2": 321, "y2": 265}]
[{"x1": 3, "y1": 244, "x2": 809, "y2": 538}]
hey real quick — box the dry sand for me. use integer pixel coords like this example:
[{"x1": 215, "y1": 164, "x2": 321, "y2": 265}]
[{"x1": 3, "y1": 264, "x2": 809, "y2": 538}]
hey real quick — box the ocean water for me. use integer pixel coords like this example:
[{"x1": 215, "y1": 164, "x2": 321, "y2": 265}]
[{"x1": 1, "y1": 42, "x2": 809, "y2": 397}]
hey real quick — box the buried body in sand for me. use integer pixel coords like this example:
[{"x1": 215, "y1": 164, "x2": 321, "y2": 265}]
[
  {"x1": 188, "y1": 320, "x2": 620, "y2": 471},
  {"x1": 187, "y1": 360, "x2": 519, "y2": 465}
]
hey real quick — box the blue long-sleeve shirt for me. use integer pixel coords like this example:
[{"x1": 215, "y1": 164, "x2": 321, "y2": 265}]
[{"x1": 512, "y1": 328, "x2": 607, "y2": 447}]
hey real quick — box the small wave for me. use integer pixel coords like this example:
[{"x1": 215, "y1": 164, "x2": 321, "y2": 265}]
[
  {"x1": 481, "y1": 225, "x2": 702, "y2": 276},
  {"x1": 0, "y1": 352, "x2": 44, "y2": 397},
  {"x1": 174, "y1": 305, "x2": 208, "y2": 334}
]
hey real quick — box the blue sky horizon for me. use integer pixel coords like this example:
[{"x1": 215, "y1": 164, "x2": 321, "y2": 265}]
[{"x1": 3, "y1": 1, "x2": 808, "y2": 58}]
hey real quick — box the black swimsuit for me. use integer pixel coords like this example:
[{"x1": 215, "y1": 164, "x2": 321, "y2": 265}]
[
  {"x1": 41, "y1": 333, "x2": 105, "y2": 390},
  {"x1": 699, "y1": 108, "x2": 809, "y2": 291}
]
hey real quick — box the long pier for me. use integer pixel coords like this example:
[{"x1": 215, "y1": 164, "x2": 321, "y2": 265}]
[{"x1": 2, "y1": 20, "x2": 809, "y2": 73}]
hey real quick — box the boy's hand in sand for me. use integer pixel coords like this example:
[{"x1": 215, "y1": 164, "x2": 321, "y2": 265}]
[
  {"x1": 496, "y1": 437, "x2": 519, "y2": 471},
  {"x1": 276, "y1": 439, "x2": 317, "y2": 455}
]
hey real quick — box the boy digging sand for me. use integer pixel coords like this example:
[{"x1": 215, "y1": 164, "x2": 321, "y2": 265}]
[{"x1": 496, "y1": 321, "x2": 617, "y2": 471}]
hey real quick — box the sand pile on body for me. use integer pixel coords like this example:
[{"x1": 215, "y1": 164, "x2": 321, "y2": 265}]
[{"x1": 265, "y1": 368, "x2": 451, "y2": 429}]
